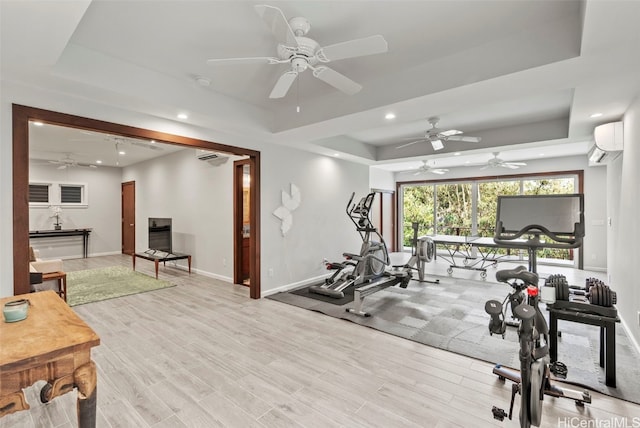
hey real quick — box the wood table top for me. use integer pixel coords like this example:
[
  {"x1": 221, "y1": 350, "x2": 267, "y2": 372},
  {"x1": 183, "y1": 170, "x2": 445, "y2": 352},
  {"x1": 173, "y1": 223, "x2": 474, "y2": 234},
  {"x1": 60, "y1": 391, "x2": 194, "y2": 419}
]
[{"x1": 0, "y1": 291, "x2": 100, "y2": 371}]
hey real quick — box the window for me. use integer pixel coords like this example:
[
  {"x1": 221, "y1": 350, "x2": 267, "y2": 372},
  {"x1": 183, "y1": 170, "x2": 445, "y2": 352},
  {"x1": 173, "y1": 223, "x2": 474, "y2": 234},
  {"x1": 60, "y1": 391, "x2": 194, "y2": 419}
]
[
  {"x1": 60, "y1": 185, "x2": 83, "y2": 204},
  {"x1": 399, "y1": 172, "x2": 580, "y2": 264},
  {"x1": 29, "y1": 182, "x2": 88, "y2": 207},
  {"x1": 28, "y1": 184, "x2": 50, "y2": 204}
]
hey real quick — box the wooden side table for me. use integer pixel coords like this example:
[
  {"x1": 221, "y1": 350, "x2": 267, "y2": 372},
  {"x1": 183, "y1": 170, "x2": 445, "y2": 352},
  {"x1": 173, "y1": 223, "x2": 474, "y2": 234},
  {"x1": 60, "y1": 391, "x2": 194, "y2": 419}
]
[
  {"x1": 1, "y1": 291, "x2": 100, "y2": 427},
  {"x1": 41, "y1": 271, "x2": 67, "y2": 302}
]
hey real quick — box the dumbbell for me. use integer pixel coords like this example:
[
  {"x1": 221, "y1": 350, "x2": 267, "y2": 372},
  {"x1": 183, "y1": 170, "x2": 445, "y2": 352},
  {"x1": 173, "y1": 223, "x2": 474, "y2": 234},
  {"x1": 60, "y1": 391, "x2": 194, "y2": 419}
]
[
  {"x1": 587, "y1": 282, "x2": 617, "y2": 307},
  {"x1": 545, "y1": 274, "x2": 570, "y2": 301}
]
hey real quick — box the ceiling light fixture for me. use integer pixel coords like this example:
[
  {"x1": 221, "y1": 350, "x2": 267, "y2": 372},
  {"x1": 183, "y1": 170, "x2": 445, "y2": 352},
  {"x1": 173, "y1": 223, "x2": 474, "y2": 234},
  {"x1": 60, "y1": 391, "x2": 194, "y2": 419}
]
[
  {"x1": 454, "y1": 152, "x2": 461, "y2": 156},
  {"x1": 177, "y1": 113, "x2": 188, "y2": 119},
  {"x1": 32, "y1": 121, "x2": 44, "y2": 126},
  {"x1": 385, "y1": 113, "x2": 396, "y2": 120},
  {"x1": 590, "y1": 112, "x2": 603, "y2": 118},
  {"x1": 333, "y1": 153, "x2": 340, "y2": 157},
  {"x1": 96, "y1": 160, "x2": 102, "y2": 164},
  {"x1": 119, "y1": 151, "x2": 126, "y2": 155}
]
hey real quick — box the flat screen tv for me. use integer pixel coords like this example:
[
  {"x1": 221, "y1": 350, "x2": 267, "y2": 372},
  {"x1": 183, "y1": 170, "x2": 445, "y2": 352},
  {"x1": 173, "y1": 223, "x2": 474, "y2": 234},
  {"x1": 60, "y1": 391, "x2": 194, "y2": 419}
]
[{"x1": 148, "y1": 218, "x2": 172, "y2": 254}]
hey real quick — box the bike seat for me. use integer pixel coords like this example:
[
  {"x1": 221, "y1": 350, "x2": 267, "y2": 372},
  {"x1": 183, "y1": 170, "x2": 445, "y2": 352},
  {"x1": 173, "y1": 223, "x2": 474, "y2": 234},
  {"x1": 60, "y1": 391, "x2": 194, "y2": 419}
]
[{"x1": 495, "y1": 265, "x2": 539, "y2": 286}]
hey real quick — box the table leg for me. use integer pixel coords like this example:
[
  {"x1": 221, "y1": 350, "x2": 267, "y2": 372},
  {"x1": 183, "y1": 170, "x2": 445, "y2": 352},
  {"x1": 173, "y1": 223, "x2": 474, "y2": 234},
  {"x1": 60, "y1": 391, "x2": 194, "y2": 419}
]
[
  {"x1": 154, "y1": 260, "x2": 159, "y2": 279},
  {"x1": 132, "y1": 253, "x2": 136, "y2": 271},
  {"x1": 599, "y1": 327, "x2": 605, "y2": 368},
  {"x1": 549, "y1": 312, "x2": 558, "y2": 363},
  {"x1": 74, "y1": 361, "x2": 97, "y2": 428},
  {"x1": 605, "y1": 322, "x2": 616, "y2": 388},
  {"x1": 61, "y1": 274, "x2": 67, "y2": 302},
  {"x1": 188, "y1": 256, "x2": 192, "y2": 274}
]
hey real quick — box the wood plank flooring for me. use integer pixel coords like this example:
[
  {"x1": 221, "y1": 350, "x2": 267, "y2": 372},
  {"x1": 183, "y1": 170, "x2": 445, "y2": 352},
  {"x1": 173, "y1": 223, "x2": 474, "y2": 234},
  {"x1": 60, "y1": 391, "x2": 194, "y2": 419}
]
[{"x1": 2, "y1": 254, "x2": 638, "y2": 427}]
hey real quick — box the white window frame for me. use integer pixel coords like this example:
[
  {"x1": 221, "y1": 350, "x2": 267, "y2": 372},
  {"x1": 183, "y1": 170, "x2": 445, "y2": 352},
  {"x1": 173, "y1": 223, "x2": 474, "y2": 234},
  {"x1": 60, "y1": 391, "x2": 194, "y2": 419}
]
[{"x1": 28, "y1": 181, "x2": 89, "y2": 208}]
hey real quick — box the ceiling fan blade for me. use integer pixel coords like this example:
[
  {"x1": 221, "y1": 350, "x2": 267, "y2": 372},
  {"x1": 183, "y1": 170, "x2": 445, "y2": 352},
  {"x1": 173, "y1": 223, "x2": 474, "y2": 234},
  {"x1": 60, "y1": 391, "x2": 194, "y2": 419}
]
[
  {"x1": 312, "y1": 66, "x2": 362, "y2": 95},
  {"x1": 396, "y1": 139, "x2": 426, "y2": 149},
  {"x1": 447, "y1": 135, "x2": 481, "y2": 143},
  {"x1": 431, "y1": 139, "x2": 444, "y2": 151},
  {"x1": 439, "y1": 129, "x2": 463, "y2": 137},
  {"x1": 254, "y1": 5, "x2": 299, "y2": 47},
  {"x1": 206, "y1": 57, "x2": 282, "y2": 66},
  {"x1": 269, "y1": 70, "x2": 298, "y2": 98},
  {"x1": 57, "y1": 164, "x2": 67, "y2": 170},
  {"x1": 509, "y1": 162, "x2": 527, "y2": 166},
  {"x1": 503, "y1": 164, "x2": 520, "y2": 169},
  {"x1": 316, "y1": 35, "x2": 388, "y2": 62}
]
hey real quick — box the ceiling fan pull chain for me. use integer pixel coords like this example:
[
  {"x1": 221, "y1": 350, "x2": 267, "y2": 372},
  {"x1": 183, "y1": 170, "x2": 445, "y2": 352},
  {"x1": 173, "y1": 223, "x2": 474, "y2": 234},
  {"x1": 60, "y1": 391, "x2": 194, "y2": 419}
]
[{"x1": 296, "y1": 76, "x2": 301, "y2": 113}]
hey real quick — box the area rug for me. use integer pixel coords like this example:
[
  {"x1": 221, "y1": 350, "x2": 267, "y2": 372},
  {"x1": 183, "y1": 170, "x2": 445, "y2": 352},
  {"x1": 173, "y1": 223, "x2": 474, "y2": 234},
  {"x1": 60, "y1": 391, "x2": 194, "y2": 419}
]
[
  {"x1": 67, "y1": 266, "x2": 175, "y2": 306},
  {"x1": 268, "y1": 275, "x2": 640, "y2": 405}
]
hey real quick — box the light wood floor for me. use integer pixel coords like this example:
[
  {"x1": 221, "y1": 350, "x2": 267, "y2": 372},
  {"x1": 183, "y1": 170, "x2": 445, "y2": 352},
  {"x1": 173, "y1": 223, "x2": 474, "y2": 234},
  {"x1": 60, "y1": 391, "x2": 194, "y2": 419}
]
[{"x1": 2, "y1": 255, "x2": 638, "y2": 428}]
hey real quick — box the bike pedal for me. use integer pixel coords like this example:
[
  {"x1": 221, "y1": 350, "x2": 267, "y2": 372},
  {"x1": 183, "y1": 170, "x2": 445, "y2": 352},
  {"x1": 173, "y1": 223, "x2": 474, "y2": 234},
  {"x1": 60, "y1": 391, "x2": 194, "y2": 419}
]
[{"x1": 491, "y1": 406, "x2": 507, "y2": 421}]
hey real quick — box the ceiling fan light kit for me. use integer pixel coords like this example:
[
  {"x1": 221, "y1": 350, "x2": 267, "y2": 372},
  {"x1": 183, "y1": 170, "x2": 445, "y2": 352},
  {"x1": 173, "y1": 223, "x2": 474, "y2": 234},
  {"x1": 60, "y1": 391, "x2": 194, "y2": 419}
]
[{"x1": 206, "y1": 4, "x2": 388, "y2": 99}]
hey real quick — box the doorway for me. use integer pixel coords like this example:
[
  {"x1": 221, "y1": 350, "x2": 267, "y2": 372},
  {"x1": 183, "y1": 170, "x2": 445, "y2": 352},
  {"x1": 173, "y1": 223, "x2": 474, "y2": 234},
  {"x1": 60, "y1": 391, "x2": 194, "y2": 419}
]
[
  {"x1": 13, "y1": 104, "x2": 262, "y2": 299},
  {"x1": 121, "y1": 181, "x2": 135, "y2": 255}
]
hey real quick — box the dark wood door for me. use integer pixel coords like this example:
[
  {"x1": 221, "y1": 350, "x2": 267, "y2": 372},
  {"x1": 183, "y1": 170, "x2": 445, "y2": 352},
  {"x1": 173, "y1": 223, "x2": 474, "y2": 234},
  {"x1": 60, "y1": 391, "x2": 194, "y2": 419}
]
[
  {"x1": 371, "y1": 190, "x2": 395, "y2": 252},
  {"x1": 234, "y1": 160, "x2": 251, "y2": 285},
  {"x1": 121, "y1": 181, "x2": 135, "y2": 255}
]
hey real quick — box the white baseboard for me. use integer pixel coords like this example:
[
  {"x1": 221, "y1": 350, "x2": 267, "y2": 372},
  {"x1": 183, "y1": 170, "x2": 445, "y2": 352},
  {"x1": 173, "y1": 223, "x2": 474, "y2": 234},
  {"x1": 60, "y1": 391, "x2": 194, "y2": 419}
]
[
  {"x1": 261, "y1": 273, "x2": 330, "y2": 297},
  {"x1": 619, "y1": 315, "x2": 640, "y2": 359}
]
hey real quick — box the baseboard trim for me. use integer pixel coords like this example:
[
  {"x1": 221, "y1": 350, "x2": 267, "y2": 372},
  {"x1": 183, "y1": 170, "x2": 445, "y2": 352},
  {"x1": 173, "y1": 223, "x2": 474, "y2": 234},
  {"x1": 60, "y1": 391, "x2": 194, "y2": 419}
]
[{"x1": 261, "y1": 273, "x2": 331, "y2": 297}]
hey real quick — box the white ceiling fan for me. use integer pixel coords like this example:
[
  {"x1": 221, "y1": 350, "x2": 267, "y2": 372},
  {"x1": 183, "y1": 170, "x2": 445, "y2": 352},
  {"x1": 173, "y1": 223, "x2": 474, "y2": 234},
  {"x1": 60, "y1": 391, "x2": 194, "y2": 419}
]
[
  {"x1": 401, "y1": 160, "x2": 449, "y2": 176},
  {"x1": 72, "y1": 134, "x2": 164, "y2": 151},
  {"x1": 396, "y1": 117, "x2": 481, "y2": 151},
  {"x1": 46, "y1": 154, "x2": 97, "y2": 170},
  {"x1": 481, "y1": 152, "x2": 527, "y2": 169},
  {"x1": 206, "y1": 4, "x2": 388, "y2": 99}
]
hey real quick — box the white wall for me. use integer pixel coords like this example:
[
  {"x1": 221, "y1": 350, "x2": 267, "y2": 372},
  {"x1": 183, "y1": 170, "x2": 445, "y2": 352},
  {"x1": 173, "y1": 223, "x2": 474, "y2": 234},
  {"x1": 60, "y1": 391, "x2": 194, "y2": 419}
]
[
  {"x1": 608, "y1": 96, "x2": 640, "y2": 348},
  {"x1": 391, "y1": 155, "x2": 608, "y2": 271},
  {"x1": 121, "y1": 148, "x2": 237, "y2": 281},
  {"x1": 28, "y1": 161, "x2": 122, "y2": 259},
  {"x1": 260, "y1": 144, "x2": 369, "y2": 294},
  {"x1": 1, "y1": 80, "x2": 370, "y2": 297},
  {"x1": 370, "y1": 167, "x2": 395, "y2": 191}
]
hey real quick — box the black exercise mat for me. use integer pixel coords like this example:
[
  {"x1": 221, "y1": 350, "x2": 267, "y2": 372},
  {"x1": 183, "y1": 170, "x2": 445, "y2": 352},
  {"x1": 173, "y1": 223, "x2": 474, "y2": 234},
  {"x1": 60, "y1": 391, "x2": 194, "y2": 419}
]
[
  {"x1": 267, "y1": 274, "x2": 640, "y2": 405},
  {"x1": 291, "y1": 284, "x2": 354, "y2": 305}
]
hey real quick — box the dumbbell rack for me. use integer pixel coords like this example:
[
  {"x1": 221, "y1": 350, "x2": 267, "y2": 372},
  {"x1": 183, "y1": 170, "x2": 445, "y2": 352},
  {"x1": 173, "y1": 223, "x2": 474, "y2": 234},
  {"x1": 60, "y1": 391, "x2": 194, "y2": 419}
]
[{"x1": 545, "y1": 275, "x2": 620, "y2": 388}]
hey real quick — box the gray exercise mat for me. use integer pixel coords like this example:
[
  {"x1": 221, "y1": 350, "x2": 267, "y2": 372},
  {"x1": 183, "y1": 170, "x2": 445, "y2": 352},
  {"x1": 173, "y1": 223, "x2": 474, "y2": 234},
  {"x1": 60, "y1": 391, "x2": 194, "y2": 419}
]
[{"x1": 268, "y1": 275, "x2": 640, "y2": 405}]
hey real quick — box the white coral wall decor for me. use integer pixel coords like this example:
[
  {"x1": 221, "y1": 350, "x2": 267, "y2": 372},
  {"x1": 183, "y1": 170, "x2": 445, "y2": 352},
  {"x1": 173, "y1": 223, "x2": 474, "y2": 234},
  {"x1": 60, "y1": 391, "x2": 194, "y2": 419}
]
[{"x1": 273, "y1": 184, "x2": 301, "y2": 236}]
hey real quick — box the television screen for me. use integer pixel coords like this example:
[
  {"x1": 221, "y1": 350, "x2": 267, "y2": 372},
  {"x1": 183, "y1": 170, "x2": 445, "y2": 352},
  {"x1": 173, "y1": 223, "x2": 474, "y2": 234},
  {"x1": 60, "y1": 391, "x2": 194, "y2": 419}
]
[{"x1": 148, "y1": 218, "x2": 172, "y2": 253}]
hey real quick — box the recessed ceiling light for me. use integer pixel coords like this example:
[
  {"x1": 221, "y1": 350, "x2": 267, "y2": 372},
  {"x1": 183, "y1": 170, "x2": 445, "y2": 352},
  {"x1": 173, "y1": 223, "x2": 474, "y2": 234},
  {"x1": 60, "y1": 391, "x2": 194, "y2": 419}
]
[
  {"x1": 119, "y1": 151, "x2": 126, "y2": 155},
  {"x1": 195, "y1": 76, "x2": 211, "y2": 87},
  {"x1": 333, "y1": 153, "x2": 340, "y2": 157},
  {"x1": 96, "y1": 160, "x2": 102, "y2": 164},
  {"x1": 385, "y1": 113, "x2": 396, "y2": 120},
  {"x1": 590, "y1": 112, "x2": 603, "y2": 118},
  {"x1": 32, "y1": 121, "x2": 44, "y2": 126},
  {"x1": 539, "y1": 153, "x2": 545, "y2": 157},
  {"x1": 454, "y1": 152, "x2": 461, "y2": 156},
  {"x1": 150, "y1": 140, "x2": 156, "y2": 144},
  {"x1": 177, "y1": 113, "x2": 188, "y2": 119}
]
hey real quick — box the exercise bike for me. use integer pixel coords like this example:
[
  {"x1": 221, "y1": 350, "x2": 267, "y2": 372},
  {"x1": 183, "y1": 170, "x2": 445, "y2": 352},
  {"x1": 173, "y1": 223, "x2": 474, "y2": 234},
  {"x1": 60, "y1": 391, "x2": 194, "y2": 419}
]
[
  {"x1": 485, "y1": 266, "x2": 591, "y2": 428},
  {"x1": 310, "y1": 192, "x2": 408, "y2": 299}
]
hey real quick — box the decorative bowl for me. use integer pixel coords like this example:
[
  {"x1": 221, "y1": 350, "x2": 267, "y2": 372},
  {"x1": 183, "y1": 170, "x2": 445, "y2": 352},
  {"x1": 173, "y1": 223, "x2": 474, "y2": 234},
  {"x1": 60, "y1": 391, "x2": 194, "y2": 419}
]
[{"x1": 3, "y1": 299, "x2": 30, "y2": 323}]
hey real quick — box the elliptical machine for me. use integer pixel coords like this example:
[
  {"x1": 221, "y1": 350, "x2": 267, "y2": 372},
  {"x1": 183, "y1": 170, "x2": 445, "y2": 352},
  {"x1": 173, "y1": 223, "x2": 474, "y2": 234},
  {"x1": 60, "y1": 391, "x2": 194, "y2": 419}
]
[{"x1": 310, "y1": 192, "x2": 404, "y2": 299}]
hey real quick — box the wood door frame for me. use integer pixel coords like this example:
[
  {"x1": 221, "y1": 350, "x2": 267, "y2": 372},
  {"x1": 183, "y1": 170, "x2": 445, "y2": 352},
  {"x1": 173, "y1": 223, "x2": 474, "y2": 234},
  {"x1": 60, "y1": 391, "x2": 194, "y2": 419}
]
[
  {"x1": 121, "y1": 181, "x2": 135, "y2": 255},
  {"x1": 371, "y1": 188, "x2": 396, "y2": 252},
  {"x1": 12, "y1": 104, "x2": 262, "y2": 299},
  {"x1": 233, "y1": 159, "x2": 251, "y2": 285}
]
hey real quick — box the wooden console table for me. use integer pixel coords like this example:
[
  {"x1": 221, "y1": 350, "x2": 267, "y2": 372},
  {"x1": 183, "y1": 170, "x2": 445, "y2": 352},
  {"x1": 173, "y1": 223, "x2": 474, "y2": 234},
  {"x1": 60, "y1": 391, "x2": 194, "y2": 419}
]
[
  {"x1": 0, "y1": 290, "x2": 100, "y2": 426},
  {"x1": 133, "y1": 251, "x2": 191, "y2": 279},
  {"x1": 29, "y1": 228, "x2": 92, "y2": 258}
]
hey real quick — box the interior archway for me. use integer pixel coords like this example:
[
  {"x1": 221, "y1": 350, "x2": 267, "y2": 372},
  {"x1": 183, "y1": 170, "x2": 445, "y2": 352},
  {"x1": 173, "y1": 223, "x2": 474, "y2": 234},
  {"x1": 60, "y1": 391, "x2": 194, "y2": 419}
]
[{"x1": 12, "y1": 104, "x2": 261, "y2": 298}]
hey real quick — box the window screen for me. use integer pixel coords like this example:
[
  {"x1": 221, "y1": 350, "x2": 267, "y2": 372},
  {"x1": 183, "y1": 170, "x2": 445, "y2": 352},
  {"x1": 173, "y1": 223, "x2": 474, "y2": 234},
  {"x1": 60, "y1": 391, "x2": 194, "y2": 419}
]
[
  {"x1": 60, "y1": 185, "x2": 82, "y2": 204},
  {"x1": 29, "y1": 184, "x2": 49, "y2": 203}
]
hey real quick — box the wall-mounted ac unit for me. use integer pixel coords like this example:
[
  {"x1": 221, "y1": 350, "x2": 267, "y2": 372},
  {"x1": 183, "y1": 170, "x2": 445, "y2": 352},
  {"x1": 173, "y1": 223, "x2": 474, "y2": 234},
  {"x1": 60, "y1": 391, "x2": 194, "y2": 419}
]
[
  {"x1": 196, "y1": 149, "x2": 221, "y2": 161},
  {"x1": 588, "y1": 121, "x2": 623, "y2": 165}
]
